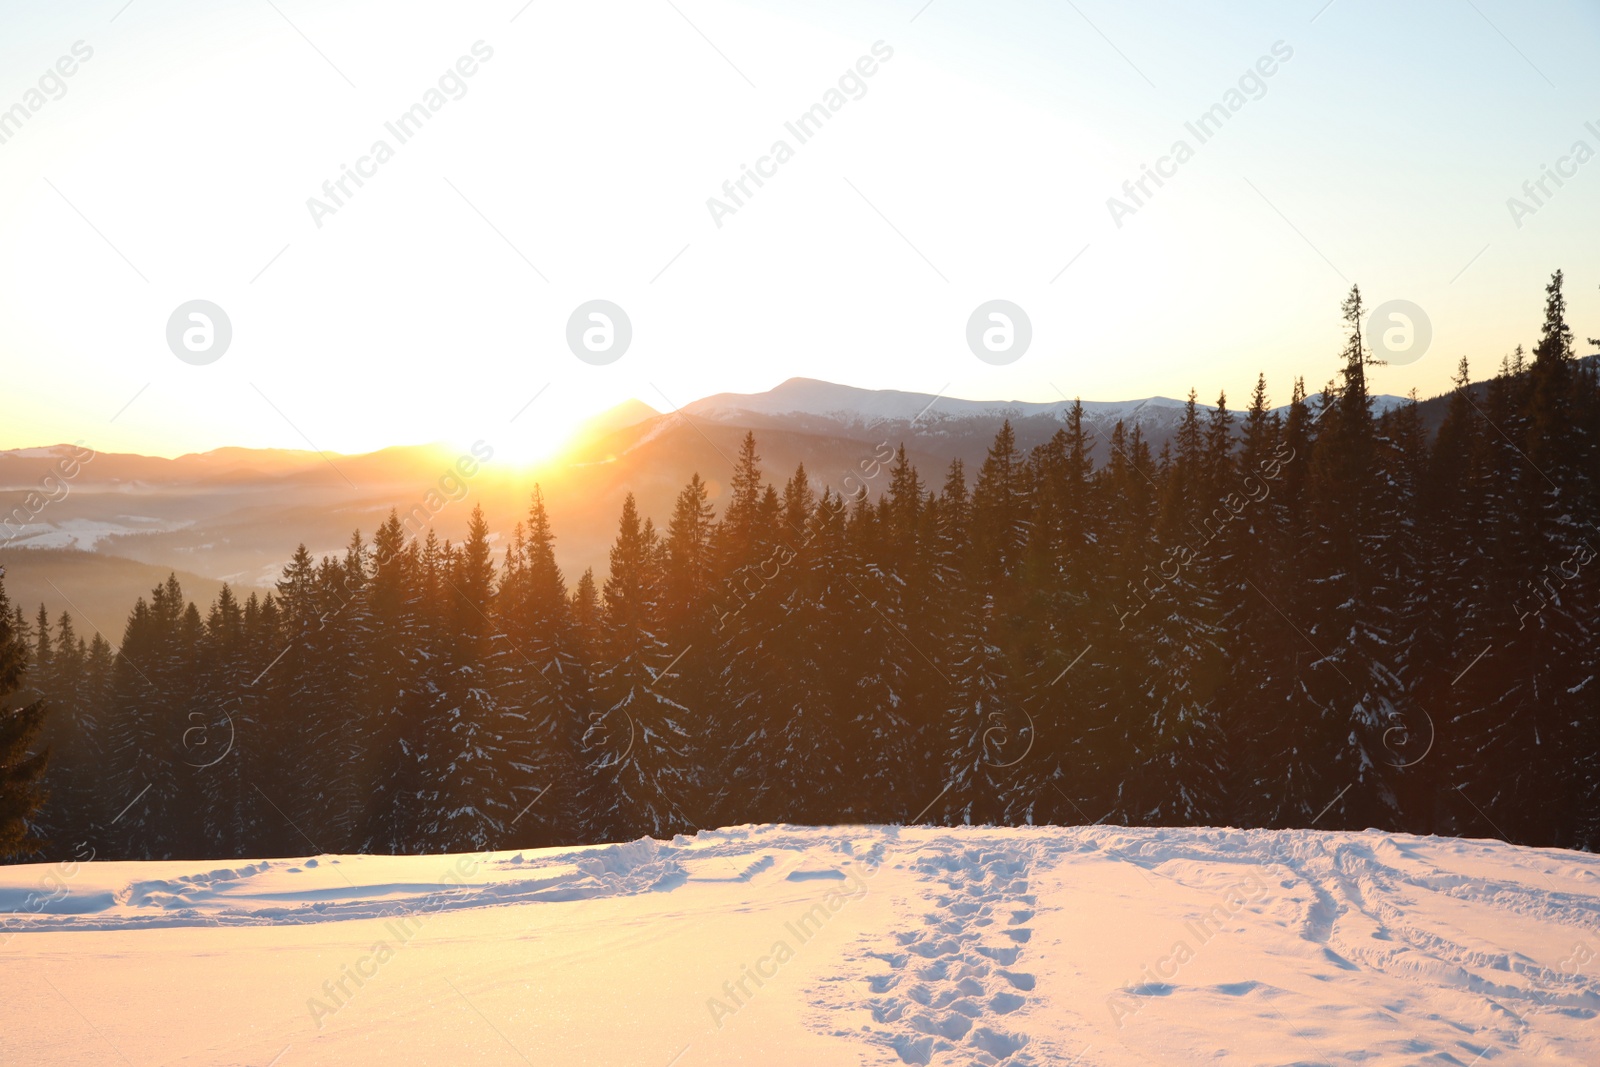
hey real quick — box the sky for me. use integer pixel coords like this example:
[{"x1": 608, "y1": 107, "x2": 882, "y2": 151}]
[{"x1": 1, "y1": 0, "x2": 1597, "y2": 460}]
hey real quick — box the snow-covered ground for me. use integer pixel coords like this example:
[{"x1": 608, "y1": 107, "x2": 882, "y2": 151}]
[{"x1": 2, "y1": 825, "x2": 1597, "y2": 1065}]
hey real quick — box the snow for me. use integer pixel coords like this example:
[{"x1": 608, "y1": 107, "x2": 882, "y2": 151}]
[
  {"x1": 0, "y1": 517, "x2": 177, "y2": 551},
  {"x1": 1, "y1": 447, "x2": 80, "y2": 460},
  {"x1": 2, "y1": 825, "x2": 1597, "y2": 1065}
]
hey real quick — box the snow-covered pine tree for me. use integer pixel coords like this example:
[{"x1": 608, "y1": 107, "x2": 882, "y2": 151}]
[
  {"x1": 971, "y1": 421, "x2": 1031, "y2": 581},
  {"x1": 1372, "y1": 396, "x2": 1443, "y2": 830},
  {"x1": 945, "y1": 591, "x2": 1025, "y2": 825},
  {"x1": 356, "y1": 512, "x2": 425, "y2": 853},
  {"x1": 581, "y1": 494, "x2": 695, "y2": 841},
  {"x1": 496, "y1": 488, "x2": 591, "y2": 846},
  {"x1": 1295, "y1": 287, "x2": 1408, "y2": 831},
  {"x1": 1468, "y1": 273, "x2": 1595, "y2": 846},
  {"x1": 0, "y1": 571, "x2": 48, "y2": 859},
  {"x1": 191, "y1": 585, "x2": 248, "y2": 853},
  {"x1": 1007, "y1": 407, "x2": 1097, "y2": 825},
  {"x1": 1119, "y1": 389, "x2": 1227, "y2": 825},
  {"x1": 102, "y1": 575, "x2": 196, "y2": 858},
  {"x1": 721, "y1": 472, "x2": 855, "y2": 824},
  {"x1": 832, "y1": 487, "x2": 921, "y2": 821},
  {"x1": 28, "y1": 611, "x2": 91, "y2": 847},
  {"x1": 570, "y1": 568, "x2": 603, "y2": 662},
  {"x1": 1218, "y1": 376, "x2": 1291, "y2": 825},
  {"x1": 415, "y1": 505, "x2": 526, "y2": 851}
]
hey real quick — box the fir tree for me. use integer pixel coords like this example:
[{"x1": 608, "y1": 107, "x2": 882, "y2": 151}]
[
  {"x1": 0, "y1": 572, "x2": 48, "y2": 858},
  {"x1": 583, "y1": 494, "x2": 695, "y2": 840}
]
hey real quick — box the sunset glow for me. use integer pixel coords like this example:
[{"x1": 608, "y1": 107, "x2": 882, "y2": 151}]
[{"x1": 3, "y1": 3, "x2": 1600, "y2": 1065}]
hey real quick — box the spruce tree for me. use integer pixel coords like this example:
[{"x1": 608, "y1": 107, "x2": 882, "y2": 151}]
[
  {"x1": 416, "y1": 505, "x2": 524, "y2": 850},
  {"x1": 583, "y1": 494, "x2": 695, "y2": 840},
  {"x1": 0, "y1": 572, "x2": 48, "y2": 858},
  {"x1": 498, "y1": 489, "x2": 590, "y2": 846}
]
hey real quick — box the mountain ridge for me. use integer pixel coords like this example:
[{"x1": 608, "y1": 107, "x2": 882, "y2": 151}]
[
  {"x1": 1, "y1": 377, "x2": 1417, "y2": 464},
  {"x1": 680, "y1": 376, "x2": 1411, "y2": 431}
]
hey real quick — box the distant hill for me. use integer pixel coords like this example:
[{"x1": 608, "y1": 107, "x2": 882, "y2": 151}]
[{"x1": 0, "y1": 549, "x2": 265, "y2": 649}]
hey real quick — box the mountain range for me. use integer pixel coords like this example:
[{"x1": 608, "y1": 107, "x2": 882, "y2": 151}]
[{"x1": 0, "y1": 377, "x2": 1417, "y2": 641}]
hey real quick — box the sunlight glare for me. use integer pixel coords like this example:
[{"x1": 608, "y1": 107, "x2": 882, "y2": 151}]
[{"x1": 467, "y1": 400, "x2": 603, "y2": 469}]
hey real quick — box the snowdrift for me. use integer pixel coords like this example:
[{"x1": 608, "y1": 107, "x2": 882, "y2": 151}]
[{"x1": 2, "y1": 825, "x2": 1597, "y2": 1065}]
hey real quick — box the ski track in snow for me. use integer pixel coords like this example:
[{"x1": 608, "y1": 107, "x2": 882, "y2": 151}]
[
  {"x1": 0, "y1": 837, "x2": 687, "y2": 932},
  {"x1": 3, "y1": 825, "x2": 1599, "y2": 1064}
]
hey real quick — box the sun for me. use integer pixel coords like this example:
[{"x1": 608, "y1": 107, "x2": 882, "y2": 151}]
[
  {"x1": 495, "y1": 418, "x2": 581, "y2": 466},
  {"x1": 456, "y1": 402, "x2": 600, "y2": 470}
]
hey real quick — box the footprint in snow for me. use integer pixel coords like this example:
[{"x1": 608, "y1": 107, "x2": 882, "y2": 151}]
[
  {"x1": 842, "y1": 842, "x2": 1042, "y2": 1064},
  {"x1": 989, "y1": 992, "x2": 1026, "y2": 1014},
  {"x1": 997, "y1": 970, "x2": 1035, "y2": 991}
]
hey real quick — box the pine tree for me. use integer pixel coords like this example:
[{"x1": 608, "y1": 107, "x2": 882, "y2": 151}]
[
  {"x1": 724, "y1": 477, "x2": 856, "y2": 824},
  {"x1": 357, "y1": 512, "x2": 421, "y2": 853},
  {"x1": 33, "y1": 611, "x2": 98, "y2": 848},
  {"x1": 1292, "y1": 288, "x2": 1408, "y2": 831},
  {"x1": 582, "y1": 494, "x2": 695, "y2": 840},
  {"x1": 972, "y1": 421, "x2": 1030, "y2": 580},
  {"x1": 100, "y1": 575, "x2": 204, "y2": 858},
  {"x1": 497, "y1": 489, "x2": 590, "y2": 846},
  {"x1": 0, "y1": 571, "x2": 48, "y2": 858},
  {"x1": 717, "y1": 432, "x2": 767, "y2": 574},
  {"x1": 571, "y1": 568, "x2": 603, "y2": 660},
  {"x1": 1117, "y1": 387, "x2": 1226, "y2": 824},
  {"x1": 192, "y1": 585, "x2": 248, "y2": 853},
  {"x1": 1476, "y1": 271, "x2": 1593, "y2": 845},
  {"x1": 662, "y1": 474, "x2": 717, "y2": 637},
  {"x1": 247, "y1": 546, "x2": 357, "y2": 850},
  {"x1": 1219, "y1": 376, "x2": 1289, "y2": 824},
  {"x1": 412, "y1": 505, "x2": 525, "y2": 851},
  {"x1": 29, "y1": 603, "x2": 52, "y2": 712},
  {"x1": 946, "y1": 592, "x2": 1024, "y2": 825}
]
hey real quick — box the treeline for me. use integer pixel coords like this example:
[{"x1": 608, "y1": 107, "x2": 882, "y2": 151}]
[{"x1": 2, "y1": 274, "x2": 1598, "y2": 862}]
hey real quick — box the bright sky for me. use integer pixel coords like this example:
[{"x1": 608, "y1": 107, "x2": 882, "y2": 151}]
[{"x1": 1, "y1": 0, "x2": 1597, "y2": 460}]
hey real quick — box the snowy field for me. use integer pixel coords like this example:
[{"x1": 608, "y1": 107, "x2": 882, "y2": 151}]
[{"x1": 2, "y1": 825, "x2": 1598, "y2": 1065}]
